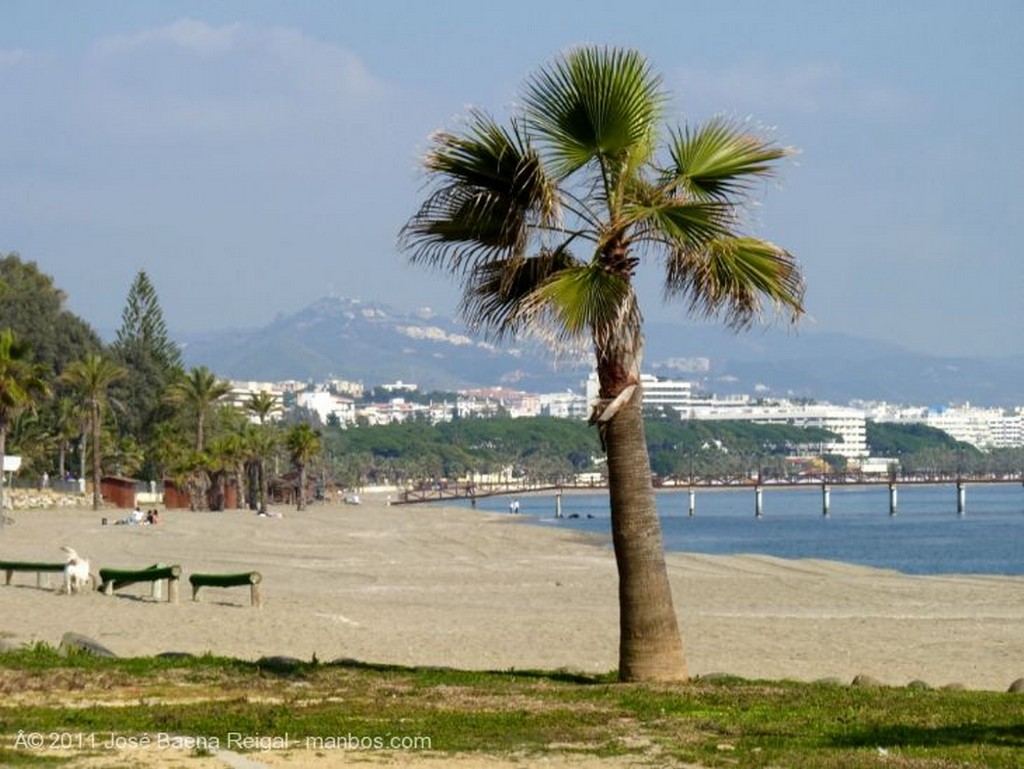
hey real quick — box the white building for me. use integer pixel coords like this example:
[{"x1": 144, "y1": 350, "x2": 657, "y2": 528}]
[
  {"x1": 863, "y1": 401, "x2": 1024, "y2": 451},
  {"x1": 540, "y1": 390, "x2": 590, "y2": 419},
  {"x1": 297, "y1": 389, "x2": 356, "y2": 426},
  {"x1": 585, "y1": 371, "x2": 867, "y2": 458},
  {"x1": 685, "y1": 400, "x2": 868, "y2": 459},
  {"x1": 226, "y1": 381, "x2": 286, "y2": 422}
]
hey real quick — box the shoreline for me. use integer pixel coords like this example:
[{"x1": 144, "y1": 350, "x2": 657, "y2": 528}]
[
  {"x1": 456, "y1": 485, "x2": 1024, "y2": 577},
  {"x1": 1, "y1": 496, "x2": 1021, "y2": 691}
]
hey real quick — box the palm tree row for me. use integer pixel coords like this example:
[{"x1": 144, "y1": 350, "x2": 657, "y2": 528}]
[{"x1": 0, "y1": 331, "x2": 322, "y2": 514}]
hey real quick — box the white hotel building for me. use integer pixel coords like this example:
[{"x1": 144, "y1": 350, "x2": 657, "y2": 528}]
[
  {"x1": 861, "y1": 401, "x2": 1024, "y2": 451},
  {"x1": 586, "y1": 373, "x2": 868, "y2": 459}
]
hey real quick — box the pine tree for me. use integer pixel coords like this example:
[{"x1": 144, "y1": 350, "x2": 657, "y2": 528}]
[
  {"x1": 111, "y1": 271, "x2": 183, "y2": 477},
  {"x1": 114, "y1": 271, "x2": 182, "y2": 371}
]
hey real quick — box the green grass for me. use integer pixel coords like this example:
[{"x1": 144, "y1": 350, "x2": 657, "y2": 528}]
[{"x1": 0, "y1": 645, "x2": 1021, "y2": 767}]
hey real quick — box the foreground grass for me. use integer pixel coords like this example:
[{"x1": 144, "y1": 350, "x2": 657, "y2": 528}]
[{"x1": 0, "y1": 645, "x2": 1020, "y2": 767}]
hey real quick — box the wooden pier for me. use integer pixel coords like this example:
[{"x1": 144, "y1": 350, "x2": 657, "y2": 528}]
[{"x1": 397, "y1": 473, "x2": 1024, "y2": 507}]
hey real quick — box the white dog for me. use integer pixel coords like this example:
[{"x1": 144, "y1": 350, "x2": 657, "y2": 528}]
[{"x1": 61, "y1": 546, "x2": 94, "y2": 594}]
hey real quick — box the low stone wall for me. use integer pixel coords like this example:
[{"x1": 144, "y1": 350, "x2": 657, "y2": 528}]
[{"x1": 4, "y1": 489, "x2": 92, "y2": 510}]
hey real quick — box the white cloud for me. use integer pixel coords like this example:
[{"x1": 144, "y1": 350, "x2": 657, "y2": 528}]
[{"x1": 80, "y1": 19, "x2": 391, "y2": 145}]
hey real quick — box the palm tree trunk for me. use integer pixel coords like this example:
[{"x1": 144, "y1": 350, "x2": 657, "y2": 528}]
[
  {"x1": 0, "y1": 425, "x2": 8, "y2": 517},
  {"x1": 91, "y1": 403, "x2": 102, "y2": 511},
  {"x1": 235, "y1": 461, "x2": 246, "y2": 509},
  {"x1": 296, "y1": 464, "x2": 306, "y2": 511},
  {"x1": 603, "y1": 386, "x2": 688, "y2": 682},
  {"x1": 258, "y1": 459, "x2": 268, "y2": 514},
  {"x1": 79, "y1": 433, "x2": 86, "y2": 490}
]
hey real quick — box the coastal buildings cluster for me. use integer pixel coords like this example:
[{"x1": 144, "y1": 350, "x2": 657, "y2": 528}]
[{"x1": 226, "y1": 374, "x2": 1024, "y2": 460}]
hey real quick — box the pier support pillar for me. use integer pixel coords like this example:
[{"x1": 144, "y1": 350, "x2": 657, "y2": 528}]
[
  {"x1": 957, "y1": 481, "x2": 966, "y2": 516},
  {"x1": 688, "y1": 486, "x2": 696, "y2": 518},
  {"x1": 889, "y1": 482, "x2": 898, "y2": 516},
  {"x1": 754, "y1": 485, "x2": 764, "y2": 518},
  {"x1": 822, "y1": 482, "x2": 831, "y2": 517}
]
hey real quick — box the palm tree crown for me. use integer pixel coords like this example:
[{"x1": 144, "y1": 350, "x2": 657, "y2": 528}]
[
  {"x1": 165, "y1": 366, "x2": 232, "y2": 453},
  {"x1": 401, "y1": 46, "x2": 803, "y2": 359},
  {"x1": 60, "y1": 353, "x2": 126, "y2": 511},
  {"x1": 401, "y1": 46, "x2": 805, "y2": 682}
]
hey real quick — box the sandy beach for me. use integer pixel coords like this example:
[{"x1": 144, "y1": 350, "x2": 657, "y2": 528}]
[{"x1": 1, "y1": 494, "x2": 1021, "y2": 693}]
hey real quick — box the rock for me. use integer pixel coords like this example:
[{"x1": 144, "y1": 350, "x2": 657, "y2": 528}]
[
  {"x1": 58, "y1": 632, "x2": 117, "y2": 658},
  {"x1": 906, "y1": 679, "x2": 932, "y2": 690},
  {"x1": 851, "y1": 674, "x2": 884, "y2": 688},
  {"x1": 1007, "y1": 678, "x2": 1024, "y2": 693}
]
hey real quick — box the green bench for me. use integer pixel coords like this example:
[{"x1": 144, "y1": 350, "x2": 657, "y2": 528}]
[
  {"x1": 189, "y1": 571, "x2": 263, "y2": 607},
  {"x1": 98, "y1": 563, "x2": 181, "y2": 604},
  {"x1": 0, "y1": 561, "x2": 66, "y2": 589}
]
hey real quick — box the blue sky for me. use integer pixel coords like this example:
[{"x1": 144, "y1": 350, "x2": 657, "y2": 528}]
[{"x1": 2, "y1": 0, "x2": 1021, "y2": 357}]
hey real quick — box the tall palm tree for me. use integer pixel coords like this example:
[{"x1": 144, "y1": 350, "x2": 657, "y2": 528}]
[
  {"x1": 60, "y1": 353, "x2": 126, "y2": 511},
  {"x1": 400, "y1": 46, "x2": 804, "y2": 682},
  {"x1": 247, "y1": 424, "x2": 278, "y2": 515},
  {"x1": 285, "y1": 423, "x2": 321, "y2": 512},
  {"x1": 246, "y1": 390, "x2": 281, "y2": 425},
  {"x1": 165, "y1": 366, "x2": 232, "y2": 453},
  {"x1": 0, "y1": 330, "x2": 50, "y2": 516}
]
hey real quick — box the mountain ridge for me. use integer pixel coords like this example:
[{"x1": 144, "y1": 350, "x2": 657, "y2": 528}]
[{"x1": 178, "y1": 296, "x2": 1024, "y2": 407}]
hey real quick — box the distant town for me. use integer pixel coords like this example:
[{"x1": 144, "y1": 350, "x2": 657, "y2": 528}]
[{"x1": 228, "y1": 372, "x2": 1024, "y2": 471}]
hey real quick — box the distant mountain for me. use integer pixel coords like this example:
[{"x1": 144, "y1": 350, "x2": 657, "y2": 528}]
[
  {"x1": 178, "y1": 296, "x2": 591, "y2": 391},
  {"x1": 179, "y1": 296, "x2": 1024, "y2": 406}
]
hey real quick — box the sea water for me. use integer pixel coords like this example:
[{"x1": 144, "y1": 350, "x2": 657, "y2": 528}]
[{"x1": 459, "y1": 483, "x2": 1024, "y2": 575}]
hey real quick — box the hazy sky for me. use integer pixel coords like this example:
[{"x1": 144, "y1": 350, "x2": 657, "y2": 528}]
[{"x1": 2, "y1": 1, "x2": 1021, "y2": 357}]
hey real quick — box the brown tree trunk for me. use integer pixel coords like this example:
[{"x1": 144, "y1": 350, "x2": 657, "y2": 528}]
[
  {"x1": 91, "y1": 402, "x2": 102, "y2": 511},
  {"x1": 601, "y1": 379, "x2": 688, "y2": 682},
  {"x1": 0, "y1": 425, "x2": 8, "y2": 517},
  {"x1": 296, "y1": 464, "x2": 306, "y2": 511}
]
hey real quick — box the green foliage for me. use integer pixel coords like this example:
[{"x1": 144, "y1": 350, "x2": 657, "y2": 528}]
[
  {"x1": 867, "y1": 420, "x2": 974, "y2": 456},
  {"x1": 0, "y1": 254, "x2": 103, "y2": 376},
  {"x1": 321, "y1": 416, "x2": 844, "y2": 484},
  {"x1": 646, "y1": 419, "x2": 838, "y2": 478}
]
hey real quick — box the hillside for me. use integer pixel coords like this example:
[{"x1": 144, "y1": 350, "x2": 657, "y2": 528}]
[{"x1": 180, "y1": 296, "x2": 1024, "y2": 406}]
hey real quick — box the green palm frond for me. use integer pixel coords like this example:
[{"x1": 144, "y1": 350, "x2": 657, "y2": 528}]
[
  {"x1": 667, "y1": 118, "x2": 791, "y2": 201},
  {"x1": 666, "y1": 236, "x2": 804, "y2": 329},
  {"x1": 528, "y1": 261, "x2": 641, "y2": 349},
  {"x1": 625, "y1": 197, "x2": 732, "y2": 253},
  {"x1": 461, "y1": 247, "x2": 581, "y2": 339},
  {"x1": 399, "y1": 111, "x2": 557, "y2": 276},
  {"x1": 524, "y1": 47, "x2": 664, "y2": 182}
]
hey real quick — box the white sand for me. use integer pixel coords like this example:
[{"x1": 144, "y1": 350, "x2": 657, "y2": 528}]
[{"x1": 1, "y1": 495, "x2": 1020, "y2": 691}]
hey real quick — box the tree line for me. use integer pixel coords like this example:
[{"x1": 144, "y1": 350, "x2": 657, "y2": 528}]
[{"x1": 0, "y1": 254, "x2": 321, "y2": 513}]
